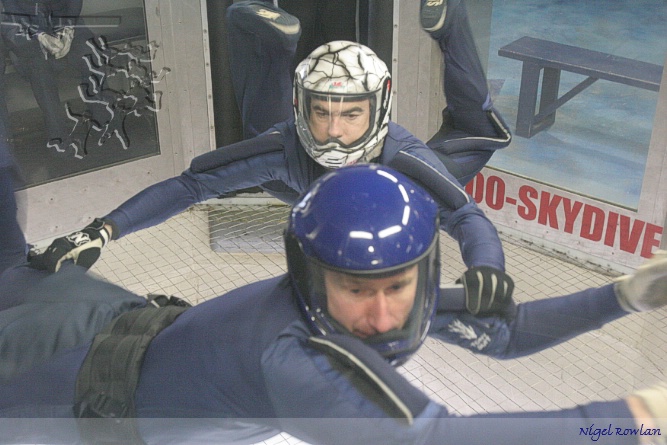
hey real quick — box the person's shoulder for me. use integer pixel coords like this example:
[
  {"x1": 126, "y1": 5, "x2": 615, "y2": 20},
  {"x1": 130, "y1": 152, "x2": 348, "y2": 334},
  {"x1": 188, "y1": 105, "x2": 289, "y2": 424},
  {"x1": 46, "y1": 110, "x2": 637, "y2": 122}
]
[
  {"x1": 223, "y1": 274, "x2": 293, "y2": 299},
  {"x1": 260, "y1": 320, "x2": 315, "y2": 376},
  {"x1": 386, "y1": 121, "x2": 424, "y2": 145},
  {"x1": 187, "y1": 275, "x2": 299, "y2": 341},
  {"x1": 381, "y1": 123, "x2": 437, "y2": 165},
  {"x1": 196, "y1": 275, "x2": 294, "y2": 312},
  {"x1": 383, "y1": 122, "x2": 431, "y2": 155},
  {"x1": 266, "y1": 117, "x2": 307, "y2": 156},
  {"x1": 267, "y1": 117, "x2": 298, "y2": 139}
]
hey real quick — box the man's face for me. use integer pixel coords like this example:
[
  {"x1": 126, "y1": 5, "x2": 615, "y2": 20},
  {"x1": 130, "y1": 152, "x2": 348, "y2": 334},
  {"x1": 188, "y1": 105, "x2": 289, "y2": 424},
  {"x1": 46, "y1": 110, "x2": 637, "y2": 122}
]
[
  {"x1": 324, "y1": 265, "x2": 418, "y2": 339},
  {"x1": 308, "y1": 97, "x2": 371, "y2": 147}
]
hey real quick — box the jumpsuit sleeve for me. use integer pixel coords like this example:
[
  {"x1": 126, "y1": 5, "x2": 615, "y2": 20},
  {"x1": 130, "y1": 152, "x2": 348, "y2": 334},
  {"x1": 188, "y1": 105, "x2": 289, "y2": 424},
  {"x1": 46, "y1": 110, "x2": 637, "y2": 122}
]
[
  {"x1": 388, "y1": 149, "x2": 505, "y2": 270},
  {"x1": 430, "y1": 283, "x2": 628, "y2": 359},
  {"x1": 261, "y1": 327, "x2": 637, "y2": 445},
  {"x1": 103, "y1": 133, "x2": 287, "y2": 238},
  {"x1": 442, "y1": 201, "x2": 505, "y2": 270}
]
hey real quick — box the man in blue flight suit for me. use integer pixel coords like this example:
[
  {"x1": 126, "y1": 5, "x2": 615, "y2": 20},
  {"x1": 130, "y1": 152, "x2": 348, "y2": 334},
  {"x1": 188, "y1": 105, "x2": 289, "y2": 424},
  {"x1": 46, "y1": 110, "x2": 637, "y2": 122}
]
[
  {"x1": 33, "y1": 1, "x2": 513, "y2": 308},
  {"x1": 1, "y1": 160, "x2": 667, "y2": 444},
  {"x1": 225, "y1": 0, "x2": 509, "y2": 182}
]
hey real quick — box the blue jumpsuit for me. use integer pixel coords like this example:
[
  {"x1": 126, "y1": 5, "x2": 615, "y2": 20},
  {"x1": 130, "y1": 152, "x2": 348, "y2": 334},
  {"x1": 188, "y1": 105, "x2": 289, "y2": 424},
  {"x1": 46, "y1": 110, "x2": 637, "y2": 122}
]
[
  {"x1": 0, "y1": 149, "x2": 145, "y2": 384},
  {"x1": 99, "y1": 0, "x2": 511, "y2": 272},
  {"x1": 104, "y1": 120, "x2": 506, "y2": 271},
  {"x1": 0, "y1": 156, "x2": 643, "y2": 445}
]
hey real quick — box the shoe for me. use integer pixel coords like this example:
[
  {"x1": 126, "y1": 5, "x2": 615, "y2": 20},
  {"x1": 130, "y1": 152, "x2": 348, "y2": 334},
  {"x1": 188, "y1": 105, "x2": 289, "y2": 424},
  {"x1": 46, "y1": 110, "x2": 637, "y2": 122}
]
[
  {"x1": 231, "y1": 1, "x2": 300, "y2": 37},
  {"x1": 420, "y1": 0, "x2": 448, "y2": 34}
]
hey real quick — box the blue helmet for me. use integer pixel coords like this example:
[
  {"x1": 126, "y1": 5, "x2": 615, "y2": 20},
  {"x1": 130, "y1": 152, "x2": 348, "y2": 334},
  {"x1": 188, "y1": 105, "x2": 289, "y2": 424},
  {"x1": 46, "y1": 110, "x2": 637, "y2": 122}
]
[{"x1": 285, "y1": 164, "x2": 440, "y2": 365}]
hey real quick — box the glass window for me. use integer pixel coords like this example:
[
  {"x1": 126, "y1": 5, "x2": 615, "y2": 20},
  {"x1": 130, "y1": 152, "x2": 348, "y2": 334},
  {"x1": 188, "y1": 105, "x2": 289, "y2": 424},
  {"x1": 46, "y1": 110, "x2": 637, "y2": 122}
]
[
  {"x1": 0, "y1": 1, "x2": 160, "y2": 187},
  {"x1": 486, "y1": 0, "x2": 666, "y2": 210}
]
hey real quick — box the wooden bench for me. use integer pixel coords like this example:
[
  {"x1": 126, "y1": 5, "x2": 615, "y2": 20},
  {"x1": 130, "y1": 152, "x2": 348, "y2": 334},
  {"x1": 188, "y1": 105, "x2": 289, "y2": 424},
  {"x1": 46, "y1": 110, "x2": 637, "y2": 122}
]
[{"x1": 497, "y1": 36, "x2": 663, "y2": 138}]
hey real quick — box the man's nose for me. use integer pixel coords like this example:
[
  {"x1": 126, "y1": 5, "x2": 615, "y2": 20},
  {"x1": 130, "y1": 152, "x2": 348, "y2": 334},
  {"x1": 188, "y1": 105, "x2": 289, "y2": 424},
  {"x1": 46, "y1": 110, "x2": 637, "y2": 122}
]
[
  {"x1": 327, "y1": 115, "x2": 344, "y2": 138},
  {"x1": 367, "y1": 294, "x2": 396, "y2": 334}
]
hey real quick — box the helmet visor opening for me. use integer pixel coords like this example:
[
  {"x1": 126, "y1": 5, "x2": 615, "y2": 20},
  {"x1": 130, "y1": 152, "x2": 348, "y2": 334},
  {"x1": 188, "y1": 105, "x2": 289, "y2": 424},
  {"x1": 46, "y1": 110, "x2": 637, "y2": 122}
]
[
  {"x1": 303, "y1": 91, "x2": 377, "y2": 151},
  {"x1": 322, "y1": 264, "x2": 419, "y2": 338},
  {"x1": 299, "y1": 236, "x2": 438, "y2": 363}
]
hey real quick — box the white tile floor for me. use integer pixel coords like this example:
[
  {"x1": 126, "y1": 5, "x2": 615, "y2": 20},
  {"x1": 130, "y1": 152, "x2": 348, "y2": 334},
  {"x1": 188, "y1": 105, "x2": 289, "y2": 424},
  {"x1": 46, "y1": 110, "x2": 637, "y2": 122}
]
[{"x1": 89, "y1": 202, "x2": 667, "y2": 445}]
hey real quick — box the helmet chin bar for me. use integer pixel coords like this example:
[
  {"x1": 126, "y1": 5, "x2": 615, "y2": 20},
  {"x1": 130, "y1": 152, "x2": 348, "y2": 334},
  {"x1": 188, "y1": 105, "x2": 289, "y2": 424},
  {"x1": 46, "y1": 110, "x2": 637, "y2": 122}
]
[{"x1": 309, "y1": 141, "x2": 381, "y2": 168}]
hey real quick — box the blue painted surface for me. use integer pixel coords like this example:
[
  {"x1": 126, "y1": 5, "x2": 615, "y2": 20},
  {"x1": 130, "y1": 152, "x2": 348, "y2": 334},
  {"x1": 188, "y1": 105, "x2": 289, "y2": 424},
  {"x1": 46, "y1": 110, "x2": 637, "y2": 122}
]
[{"x1": 486, "y1": 0, "x2": 666, "y2": 209}]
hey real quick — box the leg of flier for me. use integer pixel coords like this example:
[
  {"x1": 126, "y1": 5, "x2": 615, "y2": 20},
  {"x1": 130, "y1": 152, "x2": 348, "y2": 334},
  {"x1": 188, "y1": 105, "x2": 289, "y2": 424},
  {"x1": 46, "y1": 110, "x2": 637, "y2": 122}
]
[{"x1": 421, "y1": 0, "x2": 511, "y2": 186}]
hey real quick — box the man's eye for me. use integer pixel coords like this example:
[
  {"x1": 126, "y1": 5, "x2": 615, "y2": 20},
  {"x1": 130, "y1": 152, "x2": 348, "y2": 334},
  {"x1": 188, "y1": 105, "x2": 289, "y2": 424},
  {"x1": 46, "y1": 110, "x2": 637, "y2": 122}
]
[
  {"x1": 389, "y1": 283, "x2": 405, "y2": 292},
  {"x1": 347, "y1": 288, "x2": 372, "y2": 297}
]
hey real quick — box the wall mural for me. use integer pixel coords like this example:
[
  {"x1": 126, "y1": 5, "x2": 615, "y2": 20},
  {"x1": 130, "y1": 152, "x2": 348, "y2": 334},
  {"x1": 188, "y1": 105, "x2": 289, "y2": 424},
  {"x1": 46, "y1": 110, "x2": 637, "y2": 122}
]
[{"x1": 0, "y1": 2, "x2": 166, "y2": 186}]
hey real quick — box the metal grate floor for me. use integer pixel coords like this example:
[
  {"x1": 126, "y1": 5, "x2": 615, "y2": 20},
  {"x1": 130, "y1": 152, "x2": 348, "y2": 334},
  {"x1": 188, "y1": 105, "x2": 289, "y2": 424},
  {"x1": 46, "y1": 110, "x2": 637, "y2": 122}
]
[{"x1": 90, "y1": 203, "x2": 667, "y2": 444}]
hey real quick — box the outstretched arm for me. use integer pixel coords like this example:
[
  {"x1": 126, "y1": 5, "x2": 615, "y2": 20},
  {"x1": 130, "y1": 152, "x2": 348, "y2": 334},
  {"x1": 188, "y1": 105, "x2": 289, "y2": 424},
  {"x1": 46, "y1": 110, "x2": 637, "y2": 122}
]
[
  {"x1": 30, "y1": 132, "x2": 289, "y2": 272},
  {"x1": 432, "y1": 287, "x2": 626, "y2": 359},
  {"x1": 501, "y1": 283, "x2": 625, "y2": 358},
  {"x1": 386, "y1": 143, "x2": 511, "y2": 318},
  {"x1": 432, "y1": 251, "x2": 667, "y2": 359},
  {"x1": 265, "y1": 324, "x2": 660, "y2": 445},
  {"x1": 387, "y1": 146, "x2": 505, "y2": 271},
  {"x1": 504, "y1": 250, "x2": 667, "y2": 358}
]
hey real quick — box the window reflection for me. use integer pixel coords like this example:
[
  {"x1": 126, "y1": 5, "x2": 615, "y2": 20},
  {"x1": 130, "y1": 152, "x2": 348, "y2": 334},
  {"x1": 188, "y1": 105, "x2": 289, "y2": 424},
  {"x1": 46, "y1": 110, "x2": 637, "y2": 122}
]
[{"x1": 0, "y1": 1, "x2": 161, "y2": 187}]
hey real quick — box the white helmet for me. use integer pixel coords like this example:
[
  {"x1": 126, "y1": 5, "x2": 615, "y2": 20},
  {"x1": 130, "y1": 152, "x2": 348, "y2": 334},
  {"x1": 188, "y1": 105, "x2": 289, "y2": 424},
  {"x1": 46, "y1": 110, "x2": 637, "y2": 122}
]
[{"x1": 294, "y1": 41, "x2": 392, "y2": 168}]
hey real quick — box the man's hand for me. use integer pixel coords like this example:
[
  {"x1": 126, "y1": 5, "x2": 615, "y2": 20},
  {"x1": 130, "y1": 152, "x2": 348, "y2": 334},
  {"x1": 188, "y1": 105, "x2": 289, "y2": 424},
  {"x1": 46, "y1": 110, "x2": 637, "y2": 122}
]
[
  {"x1": 53, "y1": 27, "x2": 74, "y2": 59},
  {"x1": 458, "y1": 266, "x2": 515, "y2": 317},
  {"x1": 615, "y1": 250, "x2": 667, "y2": 312},
  {"x1": 37, "y1": 32, "x2": 64, "y2": 58},
  {"x1": 627, "y1": 382, "x2": 667, "y2": 444},
  {"x1": 36, "y1": 27, "x2": 74, "y2": 59},
  {"x1": 30, "y1": 218, "x2": 111, "y2": 273}
]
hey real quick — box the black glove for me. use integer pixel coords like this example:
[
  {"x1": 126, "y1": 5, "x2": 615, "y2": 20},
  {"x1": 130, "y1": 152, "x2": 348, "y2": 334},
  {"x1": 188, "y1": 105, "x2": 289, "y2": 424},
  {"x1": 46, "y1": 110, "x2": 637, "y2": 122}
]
[
  {"x1": 147, "y1": 294, "x2": 193, "y2": 308},
  {"x1": 30, "y1": 218, "x2": 110, "y2": 273},
  {"x1": 458, "y1": 266, "x2": 515, "y2": 317}
]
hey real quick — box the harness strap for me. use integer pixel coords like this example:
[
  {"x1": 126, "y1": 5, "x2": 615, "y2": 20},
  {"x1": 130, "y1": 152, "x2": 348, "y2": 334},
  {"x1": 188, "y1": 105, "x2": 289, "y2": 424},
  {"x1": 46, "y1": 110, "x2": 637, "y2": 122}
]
[
  {"x1": 308, "y1": 334, "x2": 431, "y2": 424},
  {"x1": 388, "y1": 151, "x2": 472, "y2": 210},
  {"x1": 73, "y1": 305, "x2": 188, "y2": 444}
]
